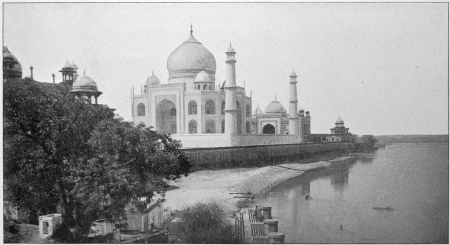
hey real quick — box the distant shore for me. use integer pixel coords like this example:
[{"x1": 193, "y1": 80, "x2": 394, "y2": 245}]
[{"x1": 164, "y1": 155, "x2": 356, "y2": 212}]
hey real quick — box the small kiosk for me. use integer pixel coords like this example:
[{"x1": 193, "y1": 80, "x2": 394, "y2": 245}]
[{"x1": 39, "y1": 213, "x2": 62, "y2": 239}]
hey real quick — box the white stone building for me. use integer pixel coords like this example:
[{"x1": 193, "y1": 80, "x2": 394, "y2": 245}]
[{"x1": 131, "y1": 28, "x2": 311, "y2": 148}]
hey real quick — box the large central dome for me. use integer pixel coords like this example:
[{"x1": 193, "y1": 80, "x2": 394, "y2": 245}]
[{"x1": 167, "y1": 34, "x2": 216, "y2": 82}]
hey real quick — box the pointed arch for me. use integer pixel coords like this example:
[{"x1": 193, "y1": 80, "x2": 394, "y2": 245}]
[
  {"x1": 188, "y1": 120, "x2": 197, "y2": 134},
  {"x1": 137, "y1": 103, "x2": 145, "y2": 116},
  {"x1": 246, "y1": 104, "x2": 251, "y2": 117},
  {"x1": 221, "y1": 101, "x2": 225, "y2": 115},
  {"x1": 221, "y1": 119, "x2": 225, "y2": 133},
  {"x1": 205, "y1": 120, "x2": 216, "y2": 133},
  {"x1": 236, "y1": 101, "x2": 242, "y2": 133},
  {"x1": 246, "y1": 121, "x2": 251, "y2": 133},
  {"x1": 188, "y1": 100, "x2": 197, "y2": 115},
  {"x1": 156, "y1": 99, "x2": 176, "y2": 134},
  {"x1": 205, "y1": 99, "x2": 216, "y2": 114},
  {"x1": 263, "y1": 124, "x2": 275, "y2": 134}
]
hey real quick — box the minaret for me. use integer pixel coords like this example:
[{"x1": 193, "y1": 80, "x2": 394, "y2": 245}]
[
  {"x1": 288, "y1": 70, "x2": 299, "y2": 134},
  {"x1": 224, "y1": 43, "x2": 237, "y2": 135}
]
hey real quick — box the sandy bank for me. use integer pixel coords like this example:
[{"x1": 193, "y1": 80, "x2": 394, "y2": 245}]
[{"x1": 165, "y1": 156, "x2": 355, "y2": 212}]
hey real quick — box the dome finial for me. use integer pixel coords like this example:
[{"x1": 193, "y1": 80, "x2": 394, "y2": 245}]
[
  {"x1": 152, "y1": 70, "x2": 154, "y2": 75},
  {"x1": 190, "y1": 23, "x2": 193, "y2": 36},
  {"x1": 275, "y1": 95, "x2": 277, "y2": 100},
  {"x1": 83, "y1": 69, "x2": 86, "y2": 75}
]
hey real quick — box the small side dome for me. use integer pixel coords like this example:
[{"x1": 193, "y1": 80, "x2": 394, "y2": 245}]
[
  {"x1": 3, "y1": 46, "x2": 22, "y2": 79},
  {"x1": 335, "y1": 116, "x2": 344, "y2": 127},
  {"x1": 195, "y1": 71, "x2": 210, "y2": 83},
  {"x1": 71, "y1": 71, "x2": 101, "y2": 94},
  {"x1": 254, "y1": 104, "x2": 263, "y2": 115},
  {"x1": 265, "y1": 99, "x2": 286, "y2": 114},
  {"x1": 62, "y1": 60, "x2": 73, "y2": 69},
  {"x1": 146, "y1": 71, "x2": 160, "y2": 86}
]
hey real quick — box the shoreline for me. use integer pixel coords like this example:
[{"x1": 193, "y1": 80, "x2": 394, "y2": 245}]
[{"x1": 164, "y1": 155, "x2": 356, "y2": 212}]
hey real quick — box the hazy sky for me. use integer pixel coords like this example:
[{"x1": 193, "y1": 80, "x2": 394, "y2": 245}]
[{"x1": 4, "y1": 3, "x2": 448, "y2": 135}]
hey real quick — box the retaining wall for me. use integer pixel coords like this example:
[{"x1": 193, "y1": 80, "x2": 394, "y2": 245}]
[{"x1": 182, "y1": 142, "x2": 355, "y2": 170}]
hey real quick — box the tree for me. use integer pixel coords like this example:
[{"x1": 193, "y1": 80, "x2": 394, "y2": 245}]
[
  {"x1": 71, "y1": 119, "x2": 190, "y2": 227},
  {"x1": 176, "y1": 202, "x2": 239, "y2": 244},
  {"x1": 4, "y1": 78, "x2": 190, "y2": 234},
  {"x1": 4, "y1": 78, "x2": 115, "y2": 225}
]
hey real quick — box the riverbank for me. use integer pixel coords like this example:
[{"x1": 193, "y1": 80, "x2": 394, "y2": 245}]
[{"x1": 164, "y1": 155, "x2": 355, "y2": 212}]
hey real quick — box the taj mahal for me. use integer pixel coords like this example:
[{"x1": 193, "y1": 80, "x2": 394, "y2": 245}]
[
  {"x1": 3, "y1": 26, "x2": 352, "y2": 149},
  {"x1": 130, "y1": 27, "x2": 351, "y2": 148}
]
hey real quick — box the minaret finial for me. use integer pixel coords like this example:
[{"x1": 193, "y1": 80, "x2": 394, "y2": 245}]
[{"x1": 190, "y1": 24, "x2": 193, "y2": 36}]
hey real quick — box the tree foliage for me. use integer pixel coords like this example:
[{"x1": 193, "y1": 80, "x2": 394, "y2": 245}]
[
  {"x1": 4, "y1": 78, "x2": 190, "y2": 233},
  {"x1": 177, "y1": 202, "x2": 239, "y2": 244}
]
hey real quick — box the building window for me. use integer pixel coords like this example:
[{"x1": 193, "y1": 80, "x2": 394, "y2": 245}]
[
  {"x1": 188, "y1": 120, "x2": 197, "y2": 134},
  {"x1": 137, "y1": 103, "x2": 145, "y2": 116},
  {"x1": 205, "y1": 99, "x2": 216, "y2": 114},
  {"x1": 205, "y1": 120, "x2": 216, "y2": 133},
  {"x1": 197, "y1": 85, "x2": 200, "y2": 90},
  {"x1": 188, "y1": 100, "x2": 197, "y2": 115},
  {"x1": 246, "y1": 104, "x2": 251, "y2": 117},
  {"x1": 170, "y1": 108, "x2": 176, "y2": 116},
  {"x1": 221, "y1": 101, "x2": 225, "y2": 114},
  {"x1": 203, "y1": 84, "x2": 208, "y2": 90}
]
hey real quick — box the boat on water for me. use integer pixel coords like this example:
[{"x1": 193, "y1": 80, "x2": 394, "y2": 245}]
[{"x1": 372, "y1": 206, "x2": 394, "y2": 211}]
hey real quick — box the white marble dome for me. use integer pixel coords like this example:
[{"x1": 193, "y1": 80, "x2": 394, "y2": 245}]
[
  {"x1": 146, "y1": 71, "x2": 160, "y2": 86},
  {"x1": 265, "y1": 99, "x2": 286, "y2": 114},
  {"x1": 167, "y1": 34, "x2": 216, "y2": 80},
  {"x1": 195, "y1": 71, "x2": 210, "y2": 83}
]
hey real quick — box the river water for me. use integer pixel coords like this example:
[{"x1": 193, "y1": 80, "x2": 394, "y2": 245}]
[{"x1": 255, "y1": 143, "x2": 449, "y2": 243}]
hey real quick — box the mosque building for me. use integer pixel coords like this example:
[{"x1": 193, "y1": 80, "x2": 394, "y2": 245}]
[{"x1": 131, "y1": 27, "x2": 317, "y2": 148}]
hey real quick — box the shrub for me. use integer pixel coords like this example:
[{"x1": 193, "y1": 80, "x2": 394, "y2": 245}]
[{"x1": 177, "y1": 202, "x2": 239, "y2": 244}]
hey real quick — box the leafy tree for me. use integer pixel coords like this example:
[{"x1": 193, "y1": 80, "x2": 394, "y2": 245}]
[
  {"x1": 4, "y1": 78, "x2": 190, "y2": 234},
  {"x1": 4, "y1": 78, "x2": 115, "y2": 225},
  {"x1": 176, "y1": 202, "x2": 239, "y2": 244},
  {"x1": 71, "y1": 119, "x2": 190, "y2": 226}
]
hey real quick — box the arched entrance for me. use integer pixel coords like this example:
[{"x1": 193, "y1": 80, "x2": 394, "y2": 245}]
[
  {"x1": 156, "y1": 99, "x2": 177, "y2": 134},
  {"x1": 262, "y1": 124, "x2": 275, "y2": 134}
]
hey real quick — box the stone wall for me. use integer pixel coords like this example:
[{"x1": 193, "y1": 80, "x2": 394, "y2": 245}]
[
  {"x1": 173, "y1": 134, "x2": 303, "y2": 148},
  {"x1": 182, "y1": 142, "x2": 355, "y2": 170}
]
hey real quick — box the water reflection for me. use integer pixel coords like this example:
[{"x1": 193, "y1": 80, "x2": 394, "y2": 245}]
[{"x1": 256, "y1": 145, "x2": 449, "y2": 243}]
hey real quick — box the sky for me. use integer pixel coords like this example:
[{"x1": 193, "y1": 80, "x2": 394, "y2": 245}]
[{"x1": 3, "y1": 2, "x2": 448, "y2": 135}]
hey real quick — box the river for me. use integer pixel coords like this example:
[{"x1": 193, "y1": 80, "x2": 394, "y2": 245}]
[{"x1": 255, "y1": 143, "x2": 449, "y2": 243}]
